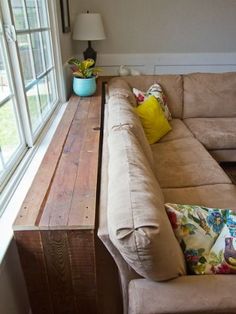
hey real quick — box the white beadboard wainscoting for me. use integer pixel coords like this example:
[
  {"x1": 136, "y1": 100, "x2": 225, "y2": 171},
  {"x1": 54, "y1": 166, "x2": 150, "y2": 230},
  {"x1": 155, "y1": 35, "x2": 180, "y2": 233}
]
[{"x1": 95, "y1": 53, "x2": 236, "y2": 76}]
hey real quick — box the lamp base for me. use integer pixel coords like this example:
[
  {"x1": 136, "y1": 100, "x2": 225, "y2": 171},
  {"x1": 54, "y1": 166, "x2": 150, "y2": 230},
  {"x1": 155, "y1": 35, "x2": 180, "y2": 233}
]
[{"x1": 83, "y1": 41, "x2": 97, "y2": 64}]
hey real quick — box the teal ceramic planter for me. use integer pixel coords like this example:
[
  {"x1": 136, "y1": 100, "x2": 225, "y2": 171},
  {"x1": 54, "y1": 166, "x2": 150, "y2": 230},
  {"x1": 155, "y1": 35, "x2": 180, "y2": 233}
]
[{"x1": 73, "y1": 76, "x2": 97, "y2": 97}]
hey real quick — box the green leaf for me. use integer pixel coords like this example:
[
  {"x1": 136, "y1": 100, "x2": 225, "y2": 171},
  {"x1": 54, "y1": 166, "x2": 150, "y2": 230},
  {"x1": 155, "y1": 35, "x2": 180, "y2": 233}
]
[
  {"x1": 201, "y1": 207, "x2": 210, "y2": 213},
  {"x1": 188, "y1": 214, "x2": 200, "y2": 225},
  {"x1": 67, "y1": 58, "x2": 81, "y2": 67}
]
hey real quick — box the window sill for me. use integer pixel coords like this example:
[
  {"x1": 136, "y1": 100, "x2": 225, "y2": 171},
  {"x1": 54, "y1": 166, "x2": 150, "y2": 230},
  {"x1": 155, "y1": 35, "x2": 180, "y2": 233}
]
[{"x1": 0, "y1": 101, "x2": 68, "y2": 266}]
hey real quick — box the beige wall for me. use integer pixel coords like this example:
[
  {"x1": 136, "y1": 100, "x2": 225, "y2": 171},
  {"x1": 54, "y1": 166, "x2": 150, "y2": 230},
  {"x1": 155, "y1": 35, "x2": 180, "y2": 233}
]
[
  {"x1": 67, "y1": 0, "x2": 236, "y2": 55},
  {"x1": 57, "y1": 0, "x2": 74, "y2": 63}
]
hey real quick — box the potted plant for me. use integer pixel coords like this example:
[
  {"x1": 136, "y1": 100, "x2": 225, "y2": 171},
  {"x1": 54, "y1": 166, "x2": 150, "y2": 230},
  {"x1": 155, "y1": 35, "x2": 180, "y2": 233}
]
[{"x1": 67, "y1": 58, "x2": 101, "y2": 96}]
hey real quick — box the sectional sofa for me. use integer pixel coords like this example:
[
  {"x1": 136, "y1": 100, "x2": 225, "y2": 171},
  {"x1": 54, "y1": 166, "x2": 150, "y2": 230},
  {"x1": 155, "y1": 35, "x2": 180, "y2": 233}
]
[{"x1": 98, "y1": 73, "x2": 236, "y2": 314}]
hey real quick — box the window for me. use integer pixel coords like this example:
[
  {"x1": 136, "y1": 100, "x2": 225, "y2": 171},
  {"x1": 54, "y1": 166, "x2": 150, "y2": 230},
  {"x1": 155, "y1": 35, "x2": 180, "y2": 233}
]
[{"x1": 0, "y1": 0, "x2": 62, "y2": 214}]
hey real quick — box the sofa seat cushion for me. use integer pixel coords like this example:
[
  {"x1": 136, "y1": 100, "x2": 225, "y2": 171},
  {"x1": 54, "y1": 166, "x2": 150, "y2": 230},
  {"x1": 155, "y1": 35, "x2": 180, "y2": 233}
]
[
  {"x1": 151, "y1": 138, "x2": 231, "y2": 188},
  {"x1": 108, "y1": 129, "x2": 186, "y2": 281},
  {"x1": 129, "y1": 276, "x2": 236, "y2": 314},
  {"x1": 184, "y1": 117, "x2": 236, "y2": 150},
  {"x1": 163, "y1": 184, "x2": 236, "y2": 211},
  {"x1": 159, "y1": 119, "x2": 193, "y2": 143}
]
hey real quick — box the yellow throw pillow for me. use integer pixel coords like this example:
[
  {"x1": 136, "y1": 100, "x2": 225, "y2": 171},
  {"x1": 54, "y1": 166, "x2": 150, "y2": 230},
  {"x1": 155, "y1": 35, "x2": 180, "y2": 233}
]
[{"x1": 135, "y1": 95, "x2": 172, "y2": 144}]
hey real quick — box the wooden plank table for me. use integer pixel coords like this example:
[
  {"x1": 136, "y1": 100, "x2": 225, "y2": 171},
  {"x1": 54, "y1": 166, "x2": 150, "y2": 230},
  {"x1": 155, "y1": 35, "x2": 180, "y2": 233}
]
[{"x1": 13, "y1": 79, "x2": 106, "y2": 314}]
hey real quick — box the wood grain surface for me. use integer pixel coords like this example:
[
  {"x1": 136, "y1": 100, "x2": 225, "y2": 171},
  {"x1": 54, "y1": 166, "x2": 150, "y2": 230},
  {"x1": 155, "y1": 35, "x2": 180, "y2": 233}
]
[
  {"x1": 13, "y1": 78, "x2": 106, "y2": 314},
  {"x1": 14, "y1": 96, "x2": 79, "y2": 230}
]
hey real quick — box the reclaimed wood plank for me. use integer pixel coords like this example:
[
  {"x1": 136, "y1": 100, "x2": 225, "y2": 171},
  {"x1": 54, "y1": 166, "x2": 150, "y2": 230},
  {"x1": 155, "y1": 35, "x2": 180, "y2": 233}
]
[
  {"x1": 74, "y1": 97, "x2": 91, "y2": 121},
  {"x1": 13, "y1": 96, "x2": 79, "y2": 230},
  {"x1": 67, "y1": 230, "x2": 97, "y2": 314},
  {"x1": 14, "y1": 231, "x2": 54, "y2": 314},
  {"x1": 41, "y1": 230, "x2": 77, "y2": 314},
  {"x1": 39, "y1": 154, "x2": 78, "y2": 229},
  {"x1": 88, "y1": 95, "x2": 101, "y2": 120},
  {"x1": 39, "y1": 98, "x2": 101, "y2": 230},
  {"x1": 68, "y1": 154, "x2": 97, "y2": 228}
]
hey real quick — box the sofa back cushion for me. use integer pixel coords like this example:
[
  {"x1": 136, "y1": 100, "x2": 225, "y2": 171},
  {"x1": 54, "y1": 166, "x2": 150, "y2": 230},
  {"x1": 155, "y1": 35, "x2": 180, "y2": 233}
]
[
  {"x1": 108, "y1": 95, "x2": 154, "y2": 168},
  {"x1": 121, "y1": 75, "x2": 183, "y2": 118},
  {"x1": 108, "y1": 75, "x2": 183, "y2": 118},
  {"x1": 108, "y1": 77, "x2": 137, "y2": 106},
  {"x1": 183, "y1": 72, "x2": 236, "y2": 118},
  {"x1": 107, "y1": 128, "x2": 186, "y2": 281}
]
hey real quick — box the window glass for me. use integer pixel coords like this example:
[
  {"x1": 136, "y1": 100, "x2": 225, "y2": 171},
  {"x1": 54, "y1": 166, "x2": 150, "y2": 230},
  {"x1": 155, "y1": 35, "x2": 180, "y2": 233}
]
[
  {"x1": 38, "y1": 76, "x2": 49, "y2": 115},
  {"x1": 0, "y1": 36, "x2": 11, "y2": 102},
  {"x1": 48, "y1": 70, "x2": 56, "y2": 104},
  {"x1": 10, "y1": 0, "x2": 28, "y2": 31},
  {"x1": 25, "y1": 0, "x2": 40, "y2": 29},
  {"x1": 0, "y1": 100, "x2": 22, "y2": 164},
  {"x1": 17, "y1": 34, "x2": 35, "y2": 85},
  {"x1": 26, "y1": 85, "x2": 41, "y2": 132},
  {"x1": 38, "y1": 0, "x2": 48, "y2": 28},
  {"x1": 42, "y1": 31, "x2": 52, "y2": 69},
  {"x1": 31, "y1": 32, "x2": 44, "y2": 77}
]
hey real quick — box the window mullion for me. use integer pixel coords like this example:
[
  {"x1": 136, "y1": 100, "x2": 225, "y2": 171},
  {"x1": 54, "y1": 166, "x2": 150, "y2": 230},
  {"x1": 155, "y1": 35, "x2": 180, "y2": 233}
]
[{"x1": 0, "y1": 95, "x2": 13, "y2": 107}]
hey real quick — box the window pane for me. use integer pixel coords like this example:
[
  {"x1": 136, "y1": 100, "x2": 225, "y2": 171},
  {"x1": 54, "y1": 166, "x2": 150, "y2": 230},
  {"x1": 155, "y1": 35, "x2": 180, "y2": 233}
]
[
  {"x1": 27, "y1": 85, "x2": 41, "y2": 132},
  {"x1": 17, "y1": 34, "x2": 35, "y2": 85},
  {"x1": 10, "y1": 0, "x2": 28, "y2": 30},
  {"x1": 31, "y1": 32, "x2": 44, "y2": 76},
  {"x1": 25, "y1": 0, "x2": 40, "y2": 29},
  {"x1": 0, "y1": 100, "x2": 22, "y2": 163},
  {"x1": 42, "y1": 31, "x2": 52, "y2": 69},
  {"x1": 38, "y1": 0, "x2": 49, "y2": 28},
  {"x1": 0, "y1": 37, "x2": 11, "y2": 102},
  {"x1": 0, "y1": 158, "x2": 3, "y2": 174},
  {"x1": 48, "y1": 70, "x2": 56, "y2": 104},
  {"x1": 38, "y1": 77, "x2": 49, "y2": 115}
]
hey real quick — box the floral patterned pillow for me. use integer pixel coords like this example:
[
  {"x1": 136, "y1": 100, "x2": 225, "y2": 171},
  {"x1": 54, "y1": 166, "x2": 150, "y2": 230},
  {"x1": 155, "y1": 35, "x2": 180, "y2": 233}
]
[
  {"x1": 165, "y1": 203, "x2": 236, "y2": 275},
  {"x1": 132, "y1": 83, "x2": 172, "y2": 120}
]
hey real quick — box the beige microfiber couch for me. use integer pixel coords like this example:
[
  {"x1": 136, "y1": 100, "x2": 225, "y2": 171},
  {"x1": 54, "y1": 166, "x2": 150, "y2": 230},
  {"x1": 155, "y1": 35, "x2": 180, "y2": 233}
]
[{"x1": 98, "y1": 73, "x2": 236, "y2": 314}]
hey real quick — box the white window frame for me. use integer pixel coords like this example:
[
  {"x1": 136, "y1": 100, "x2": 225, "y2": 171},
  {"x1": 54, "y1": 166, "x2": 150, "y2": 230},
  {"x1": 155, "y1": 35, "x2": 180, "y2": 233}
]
[{"x1": 0, "y1": 0, "x2": 66, "y2": 215}]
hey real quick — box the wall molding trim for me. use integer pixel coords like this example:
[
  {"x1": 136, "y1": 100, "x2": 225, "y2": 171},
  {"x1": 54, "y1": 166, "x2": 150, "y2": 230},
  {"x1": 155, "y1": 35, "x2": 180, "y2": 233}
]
[{"x1": 95, "y1": 53, "x2": 236, "y2": 75}]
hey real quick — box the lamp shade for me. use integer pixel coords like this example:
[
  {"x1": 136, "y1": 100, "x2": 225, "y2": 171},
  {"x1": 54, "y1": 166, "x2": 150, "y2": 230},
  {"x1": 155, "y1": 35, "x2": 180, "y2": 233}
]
[{"x1": 73, "y1": 13, "x2": 106, "y2": 41}]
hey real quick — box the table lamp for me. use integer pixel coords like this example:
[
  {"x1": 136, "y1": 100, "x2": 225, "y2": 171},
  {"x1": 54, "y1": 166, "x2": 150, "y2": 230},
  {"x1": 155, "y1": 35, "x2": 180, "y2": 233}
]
[{"x1": 72, "y1": 11, "x2": 106, "y2": 64}]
